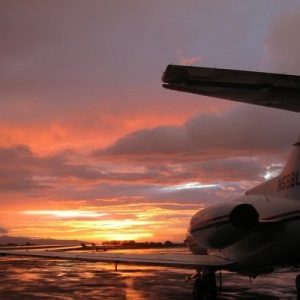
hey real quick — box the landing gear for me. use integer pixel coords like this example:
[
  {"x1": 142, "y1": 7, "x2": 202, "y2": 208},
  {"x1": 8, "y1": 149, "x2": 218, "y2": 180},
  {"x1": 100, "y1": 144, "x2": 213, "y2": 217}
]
[
  {"x1": 296, "y1": 274, "x2": 300, "y2": 299},
  {"x1": 193, "y1": 276, "x2": 204, "y2": 300},
  {"x1": 193, "y1": 268, "x2": 217, "y2": 300}
]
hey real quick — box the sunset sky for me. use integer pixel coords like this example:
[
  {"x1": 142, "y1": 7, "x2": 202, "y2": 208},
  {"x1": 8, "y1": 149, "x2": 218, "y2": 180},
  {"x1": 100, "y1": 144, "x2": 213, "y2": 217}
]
[{"x1": 1, "y1": 1, "x2": 300, "y2": 242}]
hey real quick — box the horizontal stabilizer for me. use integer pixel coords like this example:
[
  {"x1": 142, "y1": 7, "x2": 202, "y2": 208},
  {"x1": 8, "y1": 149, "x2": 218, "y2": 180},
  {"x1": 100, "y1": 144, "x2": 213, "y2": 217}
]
[{"x1": 162, "y1": 65, "x2": 300, "y2": 113}]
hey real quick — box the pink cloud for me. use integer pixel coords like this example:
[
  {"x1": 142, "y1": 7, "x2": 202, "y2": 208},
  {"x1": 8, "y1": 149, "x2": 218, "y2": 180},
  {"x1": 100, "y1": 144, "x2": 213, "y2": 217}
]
[{"x1": 176, "y1": 49, "x2": 202, "y2": 66}]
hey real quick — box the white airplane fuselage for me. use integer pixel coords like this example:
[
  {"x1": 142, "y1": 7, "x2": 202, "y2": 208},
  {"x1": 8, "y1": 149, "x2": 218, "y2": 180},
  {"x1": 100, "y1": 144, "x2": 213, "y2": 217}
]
[{"x1": 186, "y1": 139, "x2": 300, "y2": 276}]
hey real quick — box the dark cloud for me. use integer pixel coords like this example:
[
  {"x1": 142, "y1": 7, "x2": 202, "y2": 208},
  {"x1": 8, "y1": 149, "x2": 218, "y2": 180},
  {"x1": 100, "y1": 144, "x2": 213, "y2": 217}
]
[
  {"x1": 54, "y1": 180, "x2": 245, "y2": 207},
  {"x1": 0, "y1": 145, "x2": 254, "y2": 195},
  {"x1": 3, "y1": 105, "x2": 294, "y2": 195},
  {"x1": 0, "y1": 146, "x2": 51, "y2": 192},
  {"x1": 265, "y1": 5, "x2": 300, "y2": 75},
  {"x1": 198, "y1": 157, "x2": 264, "y2": 181},
  {"x1": 98, "y1": 126, "x2": 188, "y2": 156},
  {"x1": 2, "y1": 104, "x2": 294, "y2": 200},
  {"x1": 0, "y1": 145, "x2": 196, "y2": 194},
  {"x1": 0, "y1": 146, "x2": 100, "y2": 193},
  {"x1": 97, "y1": 105, "x2": 299, "y2": 159},
  {"x1": 0, "y1": 145, "x2": 193, "y2": 192}
]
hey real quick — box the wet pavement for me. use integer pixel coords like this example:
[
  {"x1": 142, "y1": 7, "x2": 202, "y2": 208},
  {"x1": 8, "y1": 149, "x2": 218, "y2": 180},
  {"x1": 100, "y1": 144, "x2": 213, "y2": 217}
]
[{"x1": 0, "y1": 255, "x2": 298, "y2": 299}]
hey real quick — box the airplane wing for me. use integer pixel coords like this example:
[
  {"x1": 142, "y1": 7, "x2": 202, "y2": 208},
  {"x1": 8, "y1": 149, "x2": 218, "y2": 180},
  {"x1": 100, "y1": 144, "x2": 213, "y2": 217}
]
[
  {"x1": 0, "y1": 244, "x2": 82, "y2": 251},
  {"x1": 0, "y1": 250, "x2": 233, "y2": 269},
  {"x1": 162, "y1": 64, "x2": 300, "y2": 113}
]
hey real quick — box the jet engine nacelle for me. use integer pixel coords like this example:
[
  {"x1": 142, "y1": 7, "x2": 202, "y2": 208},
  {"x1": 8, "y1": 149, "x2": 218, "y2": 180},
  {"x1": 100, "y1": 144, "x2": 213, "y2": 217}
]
[{"x1": 189, "y1": 203, "x2": 259, "y2": 250}]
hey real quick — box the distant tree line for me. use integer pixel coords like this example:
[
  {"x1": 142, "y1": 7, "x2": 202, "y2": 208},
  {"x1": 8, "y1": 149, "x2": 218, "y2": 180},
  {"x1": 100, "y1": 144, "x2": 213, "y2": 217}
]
[{"x1": 101, "y1": 240, "x2": 185, "y2": 248}]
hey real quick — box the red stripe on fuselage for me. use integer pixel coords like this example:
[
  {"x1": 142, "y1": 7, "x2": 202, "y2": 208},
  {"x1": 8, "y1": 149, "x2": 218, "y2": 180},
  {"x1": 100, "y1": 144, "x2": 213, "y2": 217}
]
[
  {"x1": 191, "y1": 210, "x2": 300, "y2": 233},
  {"x1": 191, "y1": 215, "x2": 229, "y2": 232},
  {"x1": 262, "y1": 209, "x2": 300, "y2": 221}
]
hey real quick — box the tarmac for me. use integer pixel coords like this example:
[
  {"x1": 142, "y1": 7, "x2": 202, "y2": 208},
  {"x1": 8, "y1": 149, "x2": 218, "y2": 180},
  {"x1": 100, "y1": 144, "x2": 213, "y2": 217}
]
[{"x1": 0, "y1": 256, "x2": 298, "y2": 299}]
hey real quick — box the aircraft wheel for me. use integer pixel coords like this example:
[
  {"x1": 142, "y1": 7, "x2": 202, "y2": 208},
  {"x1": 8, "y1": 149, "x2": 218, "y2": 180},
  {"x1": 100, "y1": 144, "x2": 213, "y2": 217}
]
[
  {"x1": 203, "y1": 270, "x2": 217, "y2": 300},
  {"x1": 193, "y1": 274, "x2": 216, "y2": 299},
  {"x1": 296, "y1": 274, "x2": 300, "y2": 299},
  {"x1": 193, "y1": 277, "x2": 204, "y2": 300}
]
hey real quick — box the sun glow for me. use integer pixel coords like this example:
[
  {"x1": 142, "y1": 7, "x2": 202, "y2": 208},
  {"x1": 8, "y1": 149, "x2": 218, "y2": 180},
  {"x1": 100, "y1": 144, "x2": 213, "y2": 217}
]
[
  {"x1": 22, "y1": 210, "x2": 107, "y2": 218},
  {"x1": 263, "y1": 171, "x2": 273, "y2": 180},
  {"x1": 99, "y1": 232, "x2": 153, "y2": 241},
  {"x1": 263, "y1": 164, "x2": 283, "y2": 180},
  {"x1": 9, "y1": 200, "x2": 194, "y2": 242},
  {"x1": 162, "y1": 182, "x2": 219, "y2": 191},
  {"x1": 17, "y1": 207, "x2": 163, "y2": 241},
  {"x1": 65, "y1": 219, "x2": 156, "y2": 230}
]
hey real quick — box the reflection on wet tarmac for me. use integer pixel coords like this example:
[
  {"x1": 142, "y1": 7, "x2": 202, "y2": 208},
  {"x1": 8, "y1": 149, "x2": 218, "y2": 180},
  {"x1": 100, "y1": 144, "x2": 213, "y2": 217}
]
[{"x1": 0, "y1": 249, "x2": 298, "y2": 299}]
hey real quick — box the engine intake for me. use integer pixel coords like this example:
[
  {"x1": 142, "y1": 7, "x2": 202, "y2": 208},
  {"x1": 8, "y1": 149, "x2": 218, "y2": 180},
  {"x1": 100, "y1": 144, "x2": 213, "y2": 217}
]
[
  {"x1": 229, "y1": 203, "x2": 259, "y2": 230},
  {"x1": 189, "y1": 202, "x2": 260, "y2": 249}
]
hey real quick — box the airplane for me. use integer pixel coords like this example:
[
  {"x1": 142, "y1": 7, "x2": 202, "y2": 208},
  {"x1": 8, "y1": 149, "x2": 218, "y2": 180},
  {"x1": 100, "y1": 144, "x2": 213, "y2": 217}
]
[{"x1": 2, "y1": 65, "x2": 300, "y2": 299}]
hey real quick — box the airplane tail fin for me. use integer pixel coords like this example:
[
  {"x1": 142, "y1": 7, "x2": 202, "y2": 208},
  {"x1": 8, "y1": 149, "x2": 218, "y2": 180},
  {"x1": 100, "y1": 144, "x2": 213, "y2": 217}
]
[
  {"x1": 276, "y1": 134, "x2": 300, "y2": 197},
  {"x1": 247, "y1": 135, "x2": 300, "y2": 200},
  {"x1": 280, "y1": 135, "x2": 300, "y2": 175}
]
